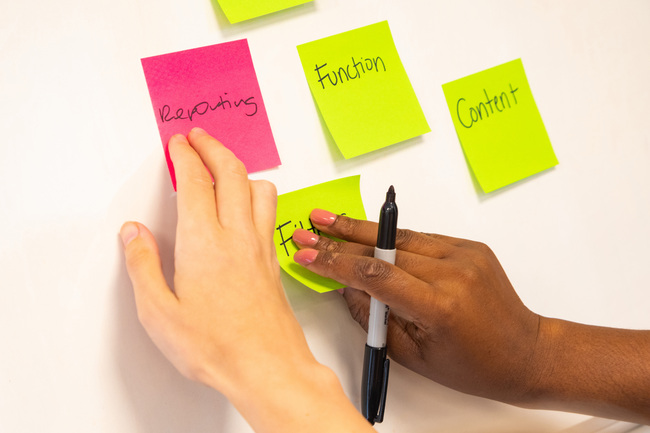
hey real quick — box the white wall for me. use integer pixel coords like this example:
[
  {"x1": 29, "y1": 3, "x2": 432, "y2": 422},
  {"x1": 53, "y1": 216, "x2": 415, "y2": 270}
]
[{"x1": 1, "y1": 0, "x2": 648, "y2": 431}]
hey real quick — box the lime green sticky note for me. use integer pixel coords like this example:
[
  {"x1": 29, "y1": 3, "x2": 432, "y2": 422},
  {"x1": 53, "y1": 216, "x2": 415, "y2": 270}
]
[
  {"x1": 274, "y1": 175, "x2": 366, "y2": 293},
  {"x1": 442, "y1": 59, "x2": 558, "y2": 193},
  {"x1": 297, "y1": 21, "x2": 430, "y2": 158},
  {"x1": 216, "y1": 0, "x2": 313, "y2": 24}
]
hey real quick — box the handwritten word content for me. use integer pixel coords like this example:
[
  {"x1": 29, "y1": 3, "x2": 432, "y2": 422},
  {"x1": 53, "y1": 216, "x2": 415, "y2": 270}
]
[
  {"x1": 315, "y1": 56, "x2": 386, "y2": 89},
  {"x1": 442, "y1": 58, "x2": 558, "y2": 193},
  {"x1": 159, "y1": 93, "x2": 258, "y2": 123},
  {"x1": 456, "y1": 84, "x2": 519, "y2": 128}
]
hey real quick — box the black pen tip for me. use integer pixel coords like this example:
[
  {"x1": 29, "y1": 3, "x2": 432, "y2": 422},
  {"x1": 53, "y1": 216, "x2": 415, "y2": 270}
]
[{"x1": 386, "y1": 185, "x2": 395, "y2": 201}]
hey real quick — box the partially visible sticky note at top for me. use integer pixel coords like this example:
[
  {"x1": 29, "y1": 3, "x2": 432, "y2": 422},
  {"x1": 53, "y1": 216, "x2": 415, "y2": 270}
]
[
  {"x1": 275, "y1": 175, "x2": 366, "y2": 293},
  {"x1": 216, "y1": 0, "x2": 313, "y2": 24},
  {"x1": 297, "y1": 21, "x2": 430, "y2": 159},
  {"x1": 141, "y1": 40, "x2": 281, "y2": 189},
  {"x1": 442, "y1": 59, "x2": 558, "y2": 193}
]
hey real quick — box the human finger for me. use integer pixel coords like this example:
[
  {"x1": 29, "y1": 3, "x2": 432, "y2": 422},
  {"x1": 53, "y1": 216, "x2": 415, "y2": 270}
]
[
  {"x1": 187, "y1": 127, "x2": 252, "y2": 228},
  {"x1": 250, "y1": 179, "x2": 278, "y2": 244},
  {"x1": 340, "y1": 286, "x2": 371, "y2": 333},
  {"x1": 309, "y1": 209, "x2": 460, "y2": 258},
  {"x1": 294, "y1": 248, "x2": 437, "y2": 323},
  {"x1": 292, "y1": 228, "x2": 375, "y2": 257},
  {"x1": 340, "y1": 287, "x2": 428, "y2": 371},
  {"x1": 168, "y1": 134, "x2": 217, "y2": 231},
  {"x1": 292, "y1": 229, "x2": 443, "y2": 282},
  {"x1": 119, "y1": 222, "x2": 177, "y2": 326}
]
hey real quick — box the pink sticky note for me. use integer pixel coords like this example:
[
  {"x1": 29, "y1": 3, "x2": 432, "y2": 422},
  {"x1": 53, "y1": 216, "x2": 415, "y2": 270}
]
[{"x1": 141, "y1": 40, "x2": 281, "y2": 189}]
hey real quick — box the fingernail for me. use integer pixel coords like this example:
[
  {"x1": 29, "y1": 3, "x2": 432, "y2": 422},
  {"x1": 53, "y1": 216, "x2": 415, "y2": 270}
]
[
  {"x1": 310, "y1": 209, "x2": 337, "y2": 226},
  {"x1": 191, "y1": 127, "x2": 208, "y2": 136},
  {"x1": 294, "y1": 249, "x2": 318, "y2": 266},
  {"x1": 169, "y1": 134, "x2": 188, "y2": 145},
  {"x1": 120, "y1": 222, "x2": 139, "y2": 248},
  {"x1": 292, "y1": 228, "x2": 319, "y2": 246}
]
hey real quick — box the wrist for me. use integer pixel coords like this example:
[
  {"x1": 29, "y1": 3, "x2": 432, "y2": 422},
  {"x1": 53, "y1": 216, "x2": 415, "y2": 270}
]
[
  {"x1": 514, "y1": 316, "x2": 600, "y2": 411},
  {"x1": 223, "y1": 353, "x2": 331, "y2": 404},
  {"x1": 224, "y1": 357, "x2": 374, "y2": 433},
  {"x1": 515, "y1": 316, "x2": 562, "y2": 407},
  {"x1": 513, "y1": 317, "x2": 650, "y2": 423}
]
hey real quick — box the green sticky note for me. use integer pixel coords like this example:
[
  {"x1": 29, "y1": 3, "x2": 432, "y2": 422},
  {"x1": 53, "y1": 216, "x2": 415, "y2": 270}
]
[
  {"x1": 297, "y1": 21, "x2": 430, "y2": 158},
  {"x1": 216, "y1": 0, "x2": 313, "y2": 24},
  {"x1": 442, "y1": 59, "x2": 558, "y2": 193},
  {"x1": 274, "y1": 175, "x2": 366, "y2": 293}
]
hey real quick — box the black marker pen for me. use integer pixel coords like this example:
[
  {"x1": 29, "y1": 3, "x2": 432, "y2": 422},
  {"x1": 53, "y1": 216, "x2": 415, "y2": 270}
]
[{"x1": 361, "y1": 185, "x2": 397, "y2": 425}]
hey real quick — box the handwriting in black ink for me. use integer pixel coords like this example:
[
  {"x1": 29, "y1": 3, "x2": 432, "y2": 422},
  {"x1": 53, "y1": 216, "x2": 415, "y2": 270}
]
[
  {"x1": 456, "y1": 84, "x2": 519, "y2": 129},
  {"x1": 314, "y1": 56, "x2": 386, "y2": 90},
  {"x1": 158, "y1": 93, "x2": 258, "y2": 123},
  {"x1": 276, "y1": 219, "x2": 322, "y2": 257}
]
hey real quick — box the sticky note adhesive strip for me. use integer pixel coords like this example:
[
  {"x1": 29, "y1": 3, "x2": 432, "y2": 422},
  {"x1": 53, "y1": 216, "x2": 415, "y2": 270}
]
[
  {"x1": 274, "y1": 175, "x2": 366, "y2": 292},
  {"x1": 141, "y1": 40, "x2": 281, "y2": 189},
  {"x1": 297, "y1": 21, "x2": 430, "y2": 159},
  {"x1": 442, "y1": 59, "x2": 558, "y2": 193}
]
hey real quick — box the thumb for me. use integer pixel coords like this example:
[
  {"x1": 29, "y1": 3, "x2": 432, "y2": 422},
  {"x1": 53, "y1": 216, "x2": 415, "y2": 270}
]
[
  {"x1": 120, "y1": 222, "x2": 176, "y2": 323},
  {"x1": 340, "y1": 287, "x2": 371, "y2": 333},
  {"x1": 341, "y1": 287, "x2": 423, "y2": 370}
]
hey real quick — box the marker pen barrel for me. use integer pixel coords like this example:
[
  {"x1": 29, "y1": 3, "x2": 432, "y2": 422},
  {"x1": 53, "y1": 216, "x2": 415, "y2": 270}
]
[{"x1": 362, "y1": 186, "x2": 397, "y2": 425}]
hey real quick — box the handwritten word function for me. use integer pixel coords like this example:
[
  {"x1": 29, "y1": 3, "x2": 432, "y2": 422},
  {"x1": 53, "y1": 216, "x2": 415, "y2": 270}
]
[
  {"x1": 159, "y1": 93, "x2": 258, "y2": 123},
  {"x1": 315, "y1": 56, "x2": 386, "y2": 89},
  {"x1": 456, "y1": 84, "x2": 519, "y2": 129}
]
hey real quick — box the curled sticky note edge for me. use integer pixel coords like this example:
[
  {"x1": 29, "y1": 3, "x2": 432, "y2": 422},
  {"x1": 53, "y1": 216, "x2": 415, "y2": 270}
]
[
  {"x1": 217, "y1": 0, "x2": 313, "y2": 24},
  {"x1": 274, "y1": 175, "x2": 366, "y2": 292},
  {"x1": 296, "y1": 21, "x2": 430, "y2": 159}
]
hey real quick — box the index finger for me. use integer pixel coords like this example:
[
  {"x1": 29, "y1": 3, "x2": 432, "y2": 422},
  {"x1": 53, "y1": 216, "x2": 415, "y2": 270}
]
[
  {"x1": 168, "y1": 134, "x2": 217, "y2": 231},
  {"x1": 293, "y1": 248, "x2": 438, "y2": 324},
  {"x1": 187, "y1": 127, "x2": 252, "y2": 229},
  {"x1": 309, "y1": 209, "x2": 463, "y2": 258}
]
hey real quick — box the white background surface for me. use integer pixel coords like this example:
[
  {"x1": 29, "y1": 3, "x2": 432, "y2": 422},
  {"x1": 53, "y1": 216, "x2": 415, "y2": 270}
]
[{"x1": 1, "y1": 0, "x2": 649, "y2": 431}]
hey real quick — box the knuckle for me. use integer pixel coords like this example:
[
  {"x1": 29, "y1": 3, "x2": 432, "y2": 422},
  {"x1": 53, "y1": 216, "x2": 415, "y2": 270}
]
[
  {"x1": 395, "y1": 228, "x2": 418, "y2": 248},
  {"x1": 317, "y1": 237, "x2": 345, "y2": 253},
  {"x1": 222, "y1": 156, "x2": 248, "y2": 178},
  {"x1": 251, "y1": 179, "x2": 278, "y2": 205},
  {"x1": 354, "y1": 259, "x2": 392, "y2": 285},
  {"x1": 432, "y1": 295, "x2": 459, "y2": 337},
  {"x1": 444, "y1": 258, "x2": 481, "y2": 288},
  {"x1": 316, "y1": 250, "x2": 338, "y2": 269},
  {"x1": 256, "y1": 179, "x2": 277, "y2": 196},
  {"x1": 466, "y1": 241, "x2": 495, "y2": 268},
  {"x1": 472, "y1": 240, "x2": 493, "y2": 255},
  {"x1": 459, "y1": 261, "x2": 483, "y2": 284},
  {"x1": 189, "y1": 172, "x2": 215, "y2": 188},
  {"x1": 394, "y1": 252, "x2": 422, "y2": 274},
  {"x1": 332, "y1": 214, "x2": 362, "y2": 238}
]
